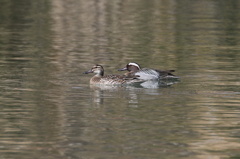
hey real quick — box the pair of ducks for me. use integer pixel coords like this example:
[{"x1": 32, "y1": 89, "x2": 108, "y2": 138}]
[{"x1": 84, "y1": 62, "x2": 178, "y2": 85}]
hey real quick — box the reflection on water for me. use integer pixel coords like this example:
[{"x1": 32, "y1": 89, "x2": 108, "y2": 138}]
[
  {"x1": 89, "y1": 79, "x2": 180, "y2": 108},
  {"x1": 139, "y1": 79, "x2": 180, "y2": 88},
  {"x1": 0, "y1": 0, "x2": 240, "y2": 159}
]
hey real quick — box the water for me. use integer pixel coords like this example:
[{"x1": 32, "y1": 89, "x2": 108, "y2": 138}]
[{"x1": 0, "y1": 0, "x2": 240, "y2": 158}]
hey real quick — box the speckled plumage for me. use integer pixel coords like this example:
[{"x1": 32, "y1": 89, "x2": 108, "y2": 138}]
[{"x1": 84, "y1": 64, "x2": 143, "y2": 85}]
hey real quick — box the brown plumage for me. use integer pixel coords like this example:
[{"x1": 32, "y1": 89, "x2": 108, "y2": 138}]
[{"x1": 84, "y1": 64, "x2": 143, "y2": 85}]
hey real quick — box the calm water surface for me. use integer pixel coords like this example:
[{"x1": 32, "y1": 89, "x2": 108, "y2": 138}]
[{"x1": 0, "y1": 0, "x2": 240, "y2": 159}]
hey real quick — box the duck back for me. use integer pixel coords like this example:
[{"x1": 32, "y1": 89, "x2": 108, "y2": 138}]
[
  {"x1": 90, "y1": 74, "x2": 142, "y2": 85},
  {"x1": 135, "y1": 68, "x2": 160, "y2": 80},
  {"x1": 135, "y1": 68, "x2": 178, "y2": 80}
]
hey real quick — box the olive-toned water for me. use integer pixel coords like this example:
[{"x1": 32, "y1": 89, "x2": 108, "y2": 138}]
[{"x1": 0, "y1": 0, "x2": 240, "y2": 159}]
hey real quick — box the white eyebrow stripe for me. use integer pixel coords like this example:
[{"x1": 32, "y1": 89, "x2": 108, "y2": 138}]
[{"x1": 128, "y1": 62, "x2": 140, "y2": 69}]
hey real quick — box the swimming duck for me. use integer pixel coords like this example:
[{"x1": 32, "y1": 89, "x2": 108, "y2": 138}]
[
  {"x1": 118, "y1": 62, "x2": 179, "y2": 80},
  {"x1": 84, "y1": 64, "x2": 143, "y2": 85}
]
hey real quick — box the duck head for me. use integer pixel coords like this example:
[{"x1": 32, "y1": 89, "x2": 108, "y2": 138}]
[
  {"x1": 118, "y1": 62, "x2": 141, "y2": 72},
  {"x1": 84, "y1": 64, "x2": 104, "y2": 76}
]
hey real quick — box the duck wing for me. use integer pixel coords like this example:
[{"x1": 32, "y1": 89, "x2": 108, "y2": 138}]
[
  {"x1": 135, "y1": 68, "x2": 178, "y2": 80},
  {"x1": 155, "y1": 69, "x2": 179, "y2": 79},
  {"x1": 100, "y1": 74, "x2": 142, "y2": 84},
  {"x1": 156, "y1": 69, "x2": 175, "y2": 75},
  {"x1": 135, "y1": 68, "x2": 160, "y2": 80}
]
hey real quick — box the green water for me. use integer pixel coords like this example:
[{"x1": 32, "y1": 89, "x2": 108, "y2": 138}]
[{"x1": 0, "y1": 0, "x2": 240, "y2": 159}]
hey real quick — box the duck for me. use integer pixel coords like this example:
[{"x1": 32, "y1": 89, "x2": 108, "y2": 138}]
[
  {"x1": 118, "y1": 62, "x2": 179, "y2": 80},
  {"x1": 84, "y1": 64, "x2": 143, "y2": 85}
]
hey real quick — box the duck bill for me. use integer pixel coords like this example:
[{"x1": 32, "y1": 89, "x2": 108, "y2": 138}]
[
  {"x1": 83, "y1": 70, "x2": 93, "y2": 74},
  {"x1": 118, "y1": 67, "x2": 127, "y2": 71}
]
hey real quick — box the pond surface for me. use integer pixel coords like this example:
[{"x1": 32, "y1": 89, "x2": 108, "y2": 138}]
[{"x1": 0, "y1": 0, "x2": 240, "y2": 159}]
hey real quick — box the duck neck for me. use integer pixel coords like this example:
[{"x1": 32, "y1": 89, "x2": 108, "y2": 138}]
[{"x1": 95, "y1": 71, "x2": 104, "y2": 77}]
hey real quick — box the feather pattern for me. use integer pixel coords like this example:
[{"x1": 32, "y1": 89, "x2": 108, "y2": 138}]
[
  {"x1": 84, "y1": 64, "x2": 143, "y2": 85},
  {"x1": 118, "y1": 62, "x2": 179, "y2": 80}
]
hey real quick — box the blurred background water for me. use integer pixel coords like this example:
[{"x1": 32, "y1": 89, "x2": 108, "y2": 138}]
[{"x1": 0, "y1": 0, "x2": 240, "y2": 159}]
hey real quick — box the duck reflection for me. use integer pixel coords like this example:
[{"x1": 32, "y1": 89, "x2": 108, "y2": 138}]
[
  {"x1": 89, "y1": 79, "x2": 179, "y2": 106},
  {"x1": 135, "y1": 79, "x2": 179, "y2": 89}
]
